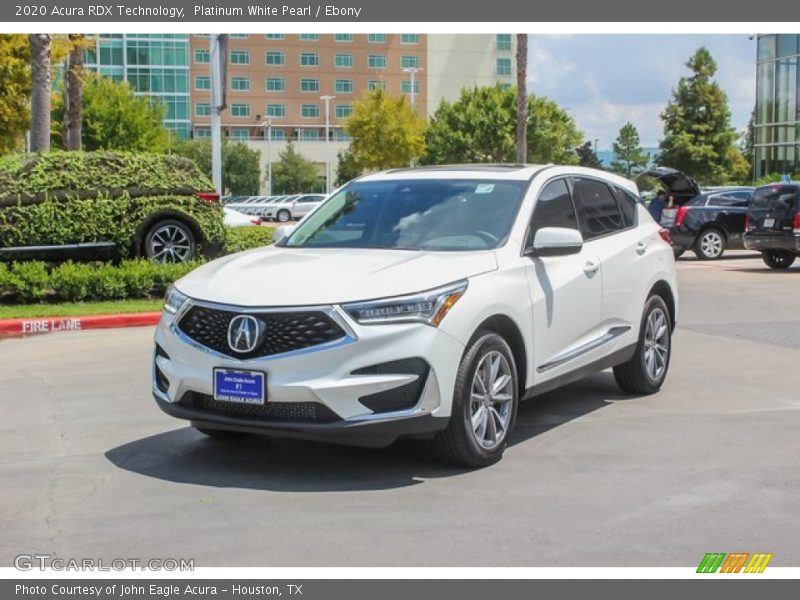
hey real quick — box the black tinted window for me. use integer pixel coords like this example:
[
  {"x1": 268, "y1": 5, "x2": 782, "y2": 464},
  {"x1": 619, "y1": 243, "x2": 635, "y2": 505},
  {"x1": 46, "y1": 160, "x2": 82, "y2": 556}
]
[
  {"x1": 751, "y1": 186, "x2": 798, "y2": 210},
  {"x1": 707, "y1": 195, "x2": 749, "y2": 208},
  {"x1": 612, "y1": 186, "x2": 638, "y2": 227},
  {"x1": 572, "y1": 178, "x2": 625, "y2": 239},
  {"x1": 526, "y1": 179, "x2": 578, "y2": 246}
]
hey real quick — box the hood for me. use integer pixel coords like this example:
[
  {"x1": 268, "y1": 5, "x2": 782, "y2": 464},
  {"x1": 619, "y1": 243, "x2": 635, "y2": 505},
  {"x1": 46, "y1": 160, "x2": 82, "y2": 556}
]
[
  {"x1": 176, "y1": 246, "x2": 498, "y2": 306},
  {"x1": 643, "y1": 167, "x2": 701, "y2": 200}
]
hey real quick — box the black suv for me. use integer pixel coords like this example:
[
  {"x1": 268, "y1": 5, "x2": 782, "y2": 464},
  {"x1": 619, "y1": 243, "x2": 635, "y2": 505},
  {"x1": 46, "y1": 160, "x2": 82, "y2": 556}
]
[
  {"x1": 744, "y1": 183, "x2": 800, "y2": 269},
  {"x1": 643, "y1": 167, "x2": 753, "y2": 259}
]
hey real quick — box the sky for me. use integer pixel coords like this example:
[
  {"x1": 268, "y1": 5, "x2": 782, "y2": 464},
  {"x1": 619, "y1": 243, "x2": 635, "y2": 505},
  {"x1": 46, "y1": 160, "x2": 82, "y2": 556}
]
[{"x1": 527, "y1": 34, "x2": 756, "y2": 151}]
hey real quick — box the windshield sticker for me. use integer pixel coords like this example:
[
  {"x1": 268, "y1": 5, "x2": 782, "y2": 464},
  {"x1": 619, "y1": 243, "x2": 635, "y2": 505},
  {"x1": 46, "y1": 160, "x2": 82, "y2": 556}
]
[{"x1": 475, "y1": 184, "x2": 495, "y2": 194}]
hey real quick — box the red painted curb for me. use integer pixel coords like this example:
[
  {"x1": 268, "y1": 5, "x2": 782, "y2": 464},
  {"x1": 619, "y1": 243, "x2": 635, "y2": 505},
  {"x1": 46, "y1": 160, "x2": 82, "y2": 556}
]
[{"x1": 0, "y1": 312, "x2": 162, "y2": 336}]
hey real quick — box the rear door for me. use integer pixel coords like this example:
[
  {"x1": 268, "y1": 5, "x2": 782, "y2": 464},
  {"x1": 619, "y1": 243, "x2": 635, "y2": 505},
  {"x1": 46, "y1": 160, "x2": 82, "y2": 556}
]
[
  {"x1": 749, "y1": 185, "x2": 799, "y2": 235},
  {"x1": 706, "y1": 191, "x2": 751, "y2": 245}
]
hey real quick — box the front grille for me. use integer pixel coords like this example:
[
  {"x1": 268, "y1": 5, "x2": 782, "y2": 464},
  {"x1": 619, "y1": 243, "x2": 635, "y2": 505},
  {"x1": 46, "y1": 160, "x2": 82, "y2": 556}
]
[
  {"x1": 180, "y1": 392, "x2": 341, "y2": 423},
  {"x1": 177, "y1": 304, "x2": 347, "y2": 359},
  {"x1": 353, "y1": 358, "x2": 430, "y2": 414}
]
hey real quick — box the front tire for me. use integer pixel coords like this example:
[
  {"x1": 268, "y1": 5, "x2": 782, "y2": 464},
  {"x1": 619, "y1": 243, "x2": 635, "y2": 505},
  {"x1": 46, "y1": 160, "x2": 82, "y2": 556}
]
[
  {"x1": 144, "y1": 219, "x2": 197, "y2": 263},
  {"x1": 434, "y1": 332, "x2": 519, "y2": 468},
  {"x1": 276, "y1": 209, "x2": 291, "y2": 223},
  {"x1": 614, "y1": 295, "x2": 672, "y2": 395},
  {"x1": 694, "y1": 228, "x2": 726, "y2": 260},
  {"x1": 762, "y1": 250, "x2": 796, "y2": 269}
]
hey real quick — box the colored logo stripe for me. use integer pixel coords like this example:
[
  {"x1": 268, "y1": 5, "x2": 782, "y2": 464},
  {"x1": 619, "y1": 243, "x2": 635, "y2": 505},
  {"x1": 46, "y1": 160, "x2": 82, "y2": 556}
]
[
  {"x1": 697, "y1": 552, "x2": 772, "y2": 573},
  {"x1": 720, "y1": 553, "x2": 749, "y2": 573},
  {"x1": 744, "y1": 553, "x2": 773, "y2": 573},
  {"x1": 697, "y1": 553, "x2": 727, "y2": 573}
]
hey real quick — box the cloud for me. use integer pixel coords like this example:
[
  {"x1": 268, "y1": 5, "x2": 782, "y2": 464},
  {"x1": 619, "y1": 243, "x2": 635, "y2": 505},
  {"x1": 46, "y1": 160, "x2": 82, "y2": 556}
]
[{"x1": 527, "y1": 34, "x2": 755, "y2": 149}]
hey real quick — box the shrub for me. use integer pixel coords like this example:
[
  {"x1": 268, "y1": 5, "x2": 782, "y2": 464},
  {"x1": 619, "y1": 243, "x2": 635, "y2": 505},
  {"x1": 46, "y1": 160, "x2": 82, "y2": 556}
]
[
  {"x1": 117, "y1": 259, "x2": 158, "y2": 298},
  {"x1": 86, "y1": 264, "x2": 128, "y2": 300},
  {"x1": 50, "y1": 261, "x2": 95, "y2": 301},
  {"x1": 225, "y1": 226, "x2": 275, "y2": 254},
  {"x1": 9, "y1": 261, "x2": 49, "y2": 301}
]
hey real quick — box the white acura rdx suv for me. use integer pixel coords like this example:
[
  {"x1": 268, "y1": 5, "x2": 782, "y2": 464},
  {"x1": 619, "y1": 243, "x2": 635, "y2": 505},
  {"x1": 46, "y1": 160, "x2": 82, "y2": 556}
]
[{"x1": 153, "y1": 165, "x2": 677, "y2": 467}]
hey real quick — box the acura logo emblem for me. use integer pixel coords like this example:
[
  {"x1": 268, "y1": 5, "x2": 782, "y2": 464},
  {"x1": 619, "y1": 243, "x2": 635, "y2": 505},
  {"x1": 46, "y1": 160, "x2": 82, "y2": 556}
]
[{"x1": 227, "y1": 315, "x2": 261, "y2": 353}]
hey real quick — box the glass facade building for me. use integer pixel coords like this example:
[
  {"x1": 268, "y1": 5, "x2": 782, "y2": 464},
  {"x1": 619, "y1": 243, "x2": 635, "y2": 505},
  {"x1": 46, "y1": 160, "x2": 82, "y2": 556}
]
[
  {"x1": 85, "y1": 34, "x2": 191, "y2": 139},
  {"x1": 755, "y1": 34, "x2": 800, "y2": 177}
]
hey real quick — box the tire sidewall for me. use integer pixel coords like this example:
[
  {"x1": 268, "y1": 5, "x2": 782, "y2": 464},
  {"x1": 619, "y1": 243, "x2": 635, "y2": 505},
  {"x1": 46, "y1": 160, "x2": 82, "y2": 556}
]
[
  {"x1": 695, "y1": 228, "x2": 725, "y2": 260},
  {"x1": 454, "y1": 333, "x2": 519, "y2": 464},
  {"x1": 144, "y1": 219, "x2": 197, "y2": 263},
  {"x1": 635, "y1": 295, "x2": 672, "y2": 390},
  {"x1": 277, "y1": 210, "x2": 291, "y2": 222}
]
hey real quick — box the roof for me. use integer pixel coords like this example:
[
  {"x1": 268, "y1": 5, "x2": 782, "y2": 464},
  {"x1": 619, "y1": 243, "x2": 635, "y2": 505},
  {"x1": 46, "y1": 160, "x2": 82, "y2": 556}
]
[{"x1": 358, "y1": 164, "x2": 549, "y2": 182}]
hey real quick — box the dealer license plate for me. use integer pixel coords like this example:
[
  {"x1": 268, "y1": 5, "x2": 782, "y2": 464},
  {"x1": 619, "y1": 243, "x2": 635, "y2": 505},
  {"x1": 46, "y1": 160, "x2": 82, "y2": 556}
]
[{"x1": 213, "y1": 368, "x2": 266, "y2": 405}]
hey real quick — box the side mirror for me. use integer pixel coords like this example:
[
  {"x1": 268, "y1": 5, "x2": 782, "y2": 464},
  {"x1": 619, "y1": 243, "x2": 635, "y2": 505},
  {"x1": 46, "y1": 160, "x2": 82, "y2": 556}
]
[
  {"x1": 527, "y1": 227, "x2": 583, "y2": 257},
  {"x1": 273, "y1": 225, "x2": 295, "y2": 244}
]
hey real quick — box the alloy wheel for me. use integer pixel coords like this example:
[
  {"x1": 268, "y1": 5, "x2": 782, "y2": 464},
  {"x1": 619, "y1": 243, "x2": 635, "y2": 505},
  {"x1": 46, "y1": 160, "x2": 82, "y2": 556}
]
[
  {"x1": 699, "y1": 231, "x2": 724, "y2": 259},
  {"x1": 148, "y1": 223, "x2": 192, "y2": 263},
  {"x1": 469, "y1": 350, "x2": 514, "y2": 450},
  {"x1": 643, "y1": 307, "x2": 669, "y2": 382}
]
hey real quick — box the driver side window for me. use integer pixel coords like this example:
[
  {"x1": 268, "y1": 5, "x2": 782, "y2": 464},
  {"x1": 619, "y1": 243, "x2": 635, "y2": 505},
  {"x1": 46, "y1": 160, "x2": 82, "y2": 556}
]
[{"x1": 526, "y1": 179, "x2": 579, "y2": 248}]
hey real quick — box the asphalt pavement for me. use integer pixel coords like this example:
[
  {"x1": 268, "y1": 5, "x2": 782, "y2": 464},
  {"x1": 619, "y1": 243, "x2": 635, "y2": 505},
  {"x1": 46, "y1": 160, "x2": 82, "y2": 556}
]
[{"x1": 1, "y1": 251, "x2": 798, "y2": 567}]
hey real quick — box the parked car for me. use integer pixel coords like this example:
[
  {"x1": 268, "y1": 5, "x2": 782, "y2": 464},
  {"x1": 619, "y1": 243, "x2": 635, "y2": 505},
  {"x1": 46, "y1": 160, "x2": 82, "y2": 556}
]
[
  {"x1": 262, "y1": 195, "x2": 299, "y2": 222},
  {"x1": 643, "y1": 167, "x2": 754, "y2": 259},
  {"x1": 0, "y1": 151, "x2": 225, "y2": 263},
  {"x1": 223, "y1": 207, "x2": 262, "y2": 228},
  {"x1": 744, "y1": 182, "x2": 800, "y2": 269},
  {"x1": 290, "y1": 194, "x2": 327, "y2": 220},
  {"x1": 153, "y1": 165, "x2": 678, "y2": 467}
]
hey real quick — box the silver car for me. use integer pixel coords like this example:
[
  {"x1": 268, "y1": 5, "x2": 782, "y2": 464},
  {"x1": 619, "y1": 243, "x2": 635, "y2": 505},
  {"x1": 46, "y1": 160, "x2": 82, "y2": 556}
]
[{"x1": 290, "y1": 194, "x2": 327, "y2": 220}]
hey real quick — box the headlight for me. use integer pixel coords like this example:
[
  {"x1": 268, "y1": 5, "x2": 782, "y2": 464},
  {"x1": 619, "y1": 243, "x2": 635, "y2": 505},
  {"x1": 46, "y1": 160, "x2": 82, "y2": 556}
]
[
  {"x1": 343, "y1": 280, "x2": 468, "y2": 327},
  {"x1": 163, "y1": 285, "x2": 189, "y2": 314}
]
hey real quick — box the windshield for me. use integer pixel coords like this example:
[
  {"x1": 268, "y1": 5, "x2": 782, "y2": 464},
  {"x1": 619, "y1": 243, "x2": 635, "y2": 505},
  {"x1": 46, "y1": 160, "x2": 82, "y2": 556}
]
[
  {"x1": 752, "y1": 186, "x2": 798, "y2": 210},
  {"x1": 282, "y1": 179, "x2": 527, "y2": 251}
]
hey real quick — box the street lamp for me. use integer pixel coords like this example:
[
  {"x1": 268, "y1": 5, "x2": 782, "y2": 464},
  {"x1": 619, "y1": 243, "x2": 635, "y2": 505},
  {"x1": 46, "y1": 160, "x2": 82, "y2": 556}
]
[
  {"x1": 260, "y1": 116, "x2": 273, "y2": 195},
  {"x1": 402, "y1": 67, "x2": 423, "y2": 107},
  {"x1": 320, "y1": 95, "x2": 335, "y2": 193}
]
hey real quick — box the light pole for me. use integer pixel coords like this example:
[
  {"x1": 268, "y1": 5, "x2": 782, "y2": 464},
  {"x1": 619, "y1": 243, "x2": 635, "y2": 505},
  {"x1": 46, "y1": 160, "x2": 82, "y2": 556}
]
[
  {"x1": 402, "y1": 67, "x2": 423, "y2": 107},
  {"x1": 320, "y1": 95, "x2": 335, "y2": 193},
  {"x1": 261, "y1": 116, "x2": 273, "y2": 195}
]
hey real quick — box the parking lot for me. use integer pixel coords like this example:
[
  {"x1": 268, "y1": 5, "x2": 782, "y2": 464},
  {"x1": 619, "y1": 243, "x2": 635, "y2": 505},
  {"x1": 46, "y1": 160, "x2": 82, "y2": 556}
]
[{"x1": 1, "y1": 251, "x2": 798, "y2": 567}]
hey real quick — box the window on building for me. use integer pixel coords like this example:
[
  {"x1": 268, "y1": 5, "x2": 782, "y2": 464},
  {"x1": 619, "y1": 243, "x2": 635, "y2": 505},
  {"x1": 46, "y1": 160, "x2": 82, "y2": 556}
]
[
  {"x1": 270, "y1": 129, "x2": 286, "y2": 140},
  {"x1": 368, "y1": 80, "x2": 386, "y2": 90},
  {"x1": 368, "y1": 54, "x2": 386, "y2": 69},
  {"x1": 195, "y1": 127, "x2": 211, "y2": 138},
  {"x1": 335, "y1": 130, "x2": 352, "y2": 141},
  {"x1": 401, "y1": 80, "x2": 420, "y2": 94},
  {"x1": 776, "y1": 34, "x2": 799, "y2": 58},
  {"x1": 300, "y1": 129, "x2": 320, "y2": 140},
  {"x1": 335, "y1": 79, "x2": 354, "y2": 93},
  {"x1": 335, "y1": 53, "x2": 354, "y2": 68},
  {"x1": 301, "y1": 78, "x2": 320, "y2": 92},
  {"x1": 299, "y1": 34, "x2": 319, "y2": 41},
  {"x1": 195, "y1": 102, "x2": 211, "y2": 117},
  {"x1": 195, "y1": 76, "x2": 210, "y2": 90},
  {"x1": 401, "y1": 56, "x2": 420, "y2": 69},
  {"x1": 301, "y1": 104, "x2": 320, "y2": 118},
  {"x1": 194, "y1": 48, "x2": 210, "y2": 63},
  {"x1": 265, "y1": 51, "x2": 285, "y2": 66},
  {"x1": 335, "y1": 104, "x2": 353, "y2": 119},
  {"x1": 231, "y1": 76, "x2": 250, "y2": 91},
  {"x1": 367, "y1": 34, "x2": 387, "y2": 43},
  {"x1": 300, "y1": 52, "x2": 320, "y2": 67},
  {"x1": 401, "y1": 34, "x2": 419, "y2": 45},
  {"x1": 265, "y1": 34, "x2": 285, "y2": 40},
  {"x1": 230, "y1": 50, "x2": 250, "y2": 65},
  {"x1": 496, "y1": 57, "x2": 512, "y2": 76},
  {"x1": 265, "y1": 77, "x2": 285, "y2": 92},
  {"x1": 496, "y1": 34, "x2": 512, "y2": 51},
  {"x1": 266, "y1": 103, "x2": 286, "y2": 118},
  {"x1": 230, "y1": 103, "x2": 251, "y2": 117},
  {"x1": 572, "y1": 178, "x2": 625, "y2": 239},
  {"x1": 230, "y1": 34, "x2": 249, "y2": 39},
  {"x1": 334, "y1": 34, "x2": 353, "y2": 42},
  {"x1": 230, "y1": 128, "x2": 250, "y2": 140}
]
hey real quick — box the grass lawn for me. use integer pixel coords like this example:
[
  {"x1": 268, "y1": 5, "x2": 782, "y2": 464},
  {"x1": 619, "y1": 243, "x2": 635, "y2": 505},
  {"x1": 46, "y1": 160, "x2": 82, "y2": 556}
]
[{"x1": 0, "y1": 299, "x2": 163, "y2": 319}]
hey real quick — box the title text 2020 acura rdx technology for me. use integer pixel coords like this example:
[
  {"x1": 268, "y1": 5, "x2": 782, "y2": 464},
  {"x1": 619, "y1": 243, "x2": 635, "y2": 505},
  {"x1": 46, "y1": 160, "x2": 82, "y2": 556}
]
[{"x1": 153, "y1": 165, "x2": 678, "y2": 467}]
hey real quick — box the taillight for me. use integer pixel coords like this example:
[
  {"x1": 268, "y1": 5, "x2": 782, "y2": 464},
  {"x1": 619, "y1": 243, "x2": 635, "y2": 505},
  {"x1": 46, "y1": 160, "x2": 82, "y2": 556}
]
[
  {"x1": 195, "y1": 192, "x2": 220, "y2": 203},
  {"x1": 250, "y1": 218, "x2": 262, "y2": 226},
  {"x1": 675, "y1": 206, "x2": 689, "y2": 227},
  {"x1": 793, "y1": 213, "x2": 800, "y2": 234},
  {"x1": 745, "y1": 214, "x2": 752, "y2": 232},
  {"x1": 658, "y1": 228, "x2": 672, "y2": 244}
]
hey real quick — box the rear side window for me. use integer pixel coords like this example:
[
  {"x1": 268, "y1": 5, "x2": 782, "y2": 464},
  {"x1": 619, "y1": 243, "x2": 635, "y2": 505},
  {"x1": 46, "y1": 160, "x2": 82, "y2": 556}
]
[
  {"x1": 612, "y1": 186, "x2": 638, "y2": 228},
  {"x1": 751, "y1": 186, "x2": 798, "y2": 210},
  {"x1": 526, "y1": 179, "x2": 578, "y2": 247},
  {"x1": 572, "y1": 178, "x2": 625, "y2": 239},
  {"x1": 707, "y1": 195, "x2": 749, "y2": 208}
]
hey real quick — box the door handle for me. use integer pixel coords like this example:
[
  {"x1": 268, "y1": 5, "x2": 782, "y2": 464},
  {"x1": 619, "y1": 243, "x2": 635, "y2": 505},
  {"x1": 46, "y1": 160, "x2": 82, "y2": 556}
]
[
  {"x1": 636, "y1": 241, "x2": 648, "y2": 255},
  {"x1": 583, "y1": 259, "x2": 600, "y2": 275}
]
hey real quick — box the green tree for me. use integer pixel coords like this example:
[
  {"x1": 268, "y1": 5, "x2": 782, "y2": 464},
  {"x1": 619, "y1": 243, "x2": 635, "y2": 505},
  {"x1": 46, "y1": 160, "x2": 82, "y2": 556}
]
[
  {"x1": 171, "y1": 138, "x2": 261, "y2": 195},
  {"x1": 741, "y1": 107, "x2": 755, "y2": 182},
  {"x1": 658, "y1": 47, "x2": 749, "y2": 184},
  {"x1": 611, "y1": 122, "x2": 648, "y2": 177},
  {"x1": 336, "y1": 147, "x2": 361, "y2": 186},
  {"x1": 345, "y1": 88, "x2": 426, "y2": 171},
  {"x1": 0, "y1": 35, "x2": 31, "y2": 155},
  {"x1": 424, "y1": 85, "x2": 581, "y2": 165},
  {"x1": 53, "y1": 74, "x2": 170, "y2": 152},
  {"x1": 576, "y1": 141, "x2": 602, "y2": 168},
  {"x1": 271, "y1": 144, "x2": 322, "y2": 194}
]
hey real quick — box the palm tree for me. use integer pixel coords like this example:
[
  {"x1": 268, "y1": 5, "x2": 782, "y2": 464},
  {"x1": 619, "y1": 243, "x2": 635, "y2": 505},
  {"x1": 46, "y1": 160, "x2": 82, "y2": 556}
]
[
  {"x1": 29, "y1": 33, "x2": 51, "y2": 152},
  {"x1": 515, "y1": 33, "x2": 528, "y2": 164},
  {"x1": 65, "y1": 33, "x2": 85, "y2": 150}
]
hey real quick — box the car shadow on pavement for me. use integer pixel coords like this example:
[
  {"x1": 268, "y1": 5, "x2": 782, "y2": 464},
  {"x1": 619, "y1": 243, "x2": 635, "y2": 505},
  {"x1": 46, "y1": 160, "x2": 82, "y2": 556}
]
[{"x1": 105, "y1": 372, "x2": 630, "y2": 493}]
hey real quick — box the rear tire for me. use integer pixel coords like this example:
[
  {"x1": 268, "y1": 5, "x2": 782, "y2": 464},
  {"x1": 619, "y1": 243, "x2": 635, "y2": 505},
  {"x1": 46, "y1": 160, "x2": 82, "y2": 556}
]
[
  {"x1": 614, "y1": 295, "x2": 672, "y2": 395},
  {"x1": 693, "y1": 228, "x2": 726, "y2": 260},
  {"x1": 277, "y1": 209, "x2": 291, "y2": 223},
  {"x1": 762, "y1": 250, "x2": 796, "y2": 269},
  {"x1": 434, "y1": 332, "x2": 519, "y2": 468}
]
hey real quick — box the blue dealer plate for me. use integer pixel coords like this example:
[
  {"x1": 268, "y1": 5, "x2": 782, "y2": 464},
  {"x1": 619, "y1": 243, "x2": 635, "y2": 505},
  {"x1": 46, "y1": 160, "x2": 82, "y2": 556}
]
[{"x1": 213, "y1": 368, "x2": 266, "y2": 405}]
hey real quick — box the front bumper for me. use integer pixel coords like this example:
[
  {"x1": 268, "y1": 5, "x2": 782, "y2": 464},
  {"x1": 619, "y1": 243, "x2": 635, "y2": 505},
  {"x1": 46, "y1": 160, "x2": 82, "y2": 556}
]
[
  {"x1": 743, "y1": 232, "x2": 800, "y2": 253},
  {"x1": 152, "y1": 300, "x2": 465, "y2": 446}
]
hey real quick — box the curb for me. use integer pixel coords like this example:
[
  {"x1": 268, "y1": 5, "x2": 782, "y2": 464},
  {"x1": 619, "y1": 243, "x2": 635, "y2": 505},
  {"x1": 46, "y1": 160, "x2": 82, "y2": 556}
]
[{"x1": 0, "y1": 312, "x2": 162, "y2": 336}]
